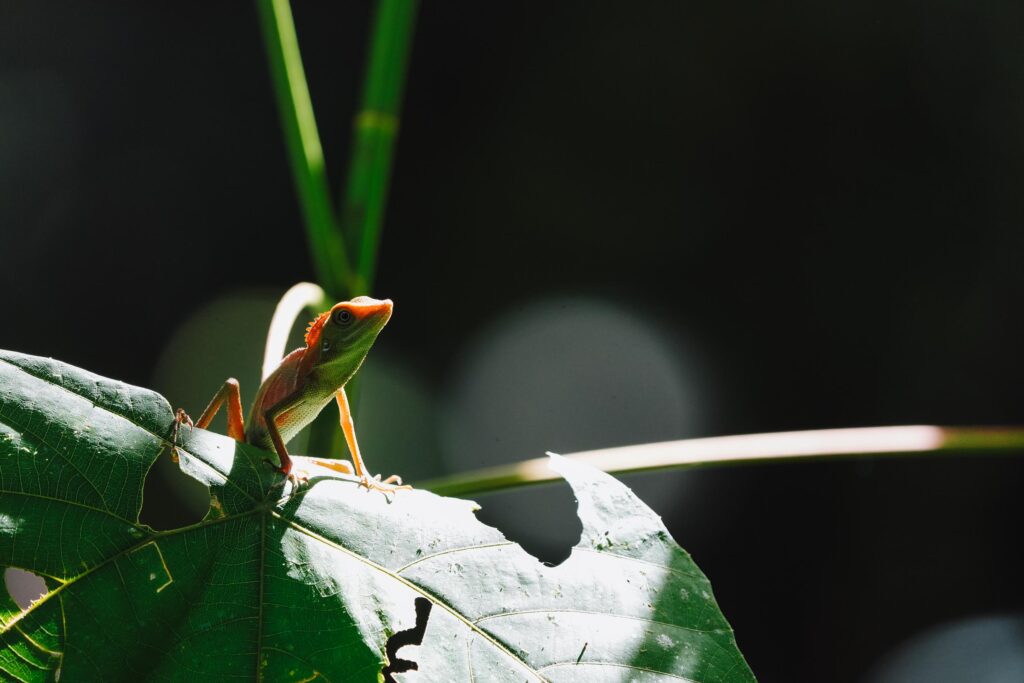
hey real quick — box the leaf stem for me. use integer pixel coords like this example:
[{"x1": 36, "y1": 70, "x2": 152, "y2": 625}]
[
  {"x1": 257, "y1": 0, "x2": 353, "y2": 298},
  {"x1": 420, "y1": 425, "x2": 1024, "y2": 497}
]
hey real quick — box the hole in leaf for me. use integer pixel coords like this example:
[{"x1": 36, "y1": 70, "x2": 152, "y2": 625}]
[
  {"x1": 4, "y1": 567, "x2": 46, "y2": 610},
  {"x1": 139, "y1": 444, "x2": 210, "y2": 530},
  {"x1": 382, "y1": 597, "x2": 433, "y2": 682},
  {"x1": 473, "y1": 482, "x2": 582, "y2": 567}
]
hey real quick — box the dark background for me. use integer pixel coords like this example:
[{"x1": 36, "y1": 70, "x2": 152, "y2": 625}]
[{"x1": 3, "y1": 2, "x2": 1024, "y2": 681}]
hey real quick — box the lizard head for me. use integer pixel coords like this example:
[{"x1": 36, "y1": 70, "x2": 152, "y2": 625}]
[{"x1": 304, "y1": 296, "x2": 393, "y2": 383}]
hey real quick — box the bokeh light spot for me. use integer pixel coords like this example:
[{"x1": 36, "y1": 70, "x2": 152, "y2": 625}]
[
  {"x1": 441, "y1": 296, "x2": 714, "y2": 563},
  {"x1": 866, "y1": 615, "x2": 1024, "y2": 683}
]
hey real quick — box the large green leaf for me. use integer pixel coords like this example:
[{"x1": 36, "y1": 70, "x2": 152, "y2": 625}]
[{"x1": 0, "y1": 350, "x2": 755, "y2": 681}]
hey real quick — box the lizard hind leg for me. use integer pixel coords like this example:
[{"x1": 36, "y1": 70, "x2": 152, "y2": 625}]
[
  {"x1": 312, "y1": 459, "x2": 356, "y2": 475},
  {"x1": 196, "y1": 378, "x2": 246, "y2": 442}
]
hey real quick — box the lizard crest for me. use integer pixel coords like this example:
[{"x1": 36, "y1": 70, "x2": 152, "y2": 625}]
[{"x1": 304, "y1": 311, "x2": 330, "y2": 347}]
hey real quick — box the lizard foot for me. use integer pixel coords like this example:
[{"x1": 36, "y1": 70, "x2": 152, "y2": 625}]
[
  {"x1": 311, "y1": 460, "x2": 410, "y2": 498},
  {"x1": 174, "y1": 408, "x2": 194, "y2": 431},
  {"x1": 170, "y1": 409, "x2": 194, "y2": 463},
  {"x1": 358, "y1": 473, "x2": 412, "y2": 496},
  {"x1": 264, "y1": 459, "x2": 309, "y2": 491},
  {"x1": 286, "y1": 471, "x2": 310, "y2": 489}
]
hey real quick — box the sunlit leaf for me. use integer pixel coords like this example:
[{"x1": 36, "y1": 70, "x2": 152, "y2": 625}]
[{"x1": 0, "y1": 351, "x2": 754, "y2": 681}]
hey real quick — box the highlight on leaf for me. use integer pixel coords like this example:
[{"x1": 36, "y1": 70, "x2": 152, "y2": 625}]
[{"x1": 0, "y1": 350, "x2": 755, "y2": 681}]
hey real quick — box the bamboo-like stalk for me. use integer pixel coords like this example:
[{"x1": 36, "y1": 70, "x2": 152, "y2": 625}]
[
  {"x1": 258, "y1": 0, "x2": 418, "y2": 454},
  {"x1": 344, "y1": 0, "x2": 419, "y2": 294},
  {"x1": 420, "y1": 426, "x2": 1024, "y2": 497},
  {"x1": 256, "y1": 0, "x2": 353, "y2": 299}
]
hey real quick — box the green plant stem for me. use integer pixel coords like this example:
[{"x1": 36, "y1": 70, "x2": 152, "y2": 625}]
[
  {"x1": 259, "y1": 0, "x2": 418, "y2": 455},
  {"x1": 344, "y1": 0, "x2": 419, "y2": 294},
  {"x1": 420, "y1": 425, "x2": 1024, "y2": 497},
  {"x1": 305, "y1": 0, "x2": 418, "y2": 457},
  {"x1": 257, "y1": 0, "x2": 353, "y2": 299}
]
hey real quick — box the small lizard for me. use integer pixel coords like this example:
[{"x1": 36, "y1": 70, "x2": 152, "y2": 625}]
[{"x1": 187, "y1": 296, "x2": 408, "y2": 493}]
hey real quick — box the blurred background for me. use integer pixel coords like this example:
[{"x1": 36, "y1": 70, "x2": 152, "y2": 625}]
[{"x1": 3, "y1": 2, "x2": 1024, "y2": 681}]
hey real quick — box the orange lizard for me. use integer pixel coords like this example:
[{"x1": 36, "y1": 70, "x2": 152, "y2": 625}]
[{"x1": 190, "y1": 296, "x2": 408, "y2": 493}]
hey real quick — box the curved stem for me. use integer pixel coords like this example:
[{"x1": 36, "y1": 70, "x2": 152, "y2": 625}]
[
  {"x1": 420, "y1": 425, "x2": 1024, "y2": 497},
  {"x1": 262, "y1": 282, "x2": 328, "y2": 380}
]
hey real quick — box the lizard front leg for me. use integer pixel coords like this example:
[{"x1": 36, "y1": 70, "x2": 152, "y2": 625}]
[
  {"x1": 334, "y1": 388, "x2": 411, "y2": 493},
  {"x1": 262, "y1": 390, "x2": 307, "y2": 484}
]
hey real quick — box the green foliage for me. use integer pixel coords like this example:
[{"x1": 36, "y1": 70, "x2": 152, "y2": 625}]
[
  {"x1": 0, "y1": 351, "x2": 754, "y2": 681},
  {"x1": 257, "y1": 0, "x2": 350, "y2": 299},
  {"x1": 343, "y1": 0, "x2": 418, "y2": 293},
  {"x1": 257, "y1": 0, "x2": 418, "y2": 300}
]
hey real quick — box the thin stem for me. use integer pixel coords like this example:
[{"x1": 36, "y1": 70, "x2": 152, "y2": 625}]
[
  {"x1": 343, "y1": 0, "x2": 419, "y2": 294},
  {"x1": 257, "y1": 0, "x2": 353, "y2": 299},
  {"x1": 420, "y1": 425, "x2": 1024, "y2": 497}
]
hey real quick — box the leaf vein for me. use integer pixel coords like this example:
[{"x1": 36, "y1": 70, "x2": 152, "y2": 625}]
[
  {"x1": 537, "y1": 660, "x2": 699, "y2": 681},
  {"x1": 394, "y1": 541, "x2": 517, "y2": 574},
  {"x1": 473, "y1": 608, "x2": 731, "y2": 636},
  {"x1": 272, "y1": 512, "x2": 548, "y2": 682}
]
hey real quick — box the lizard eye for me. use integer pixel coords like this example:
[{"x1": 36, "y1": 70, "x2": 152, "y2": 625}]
[{"x1": 332, "y1": 309, "x2": 354, "y2": 326}]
